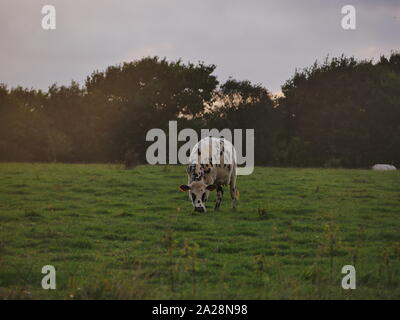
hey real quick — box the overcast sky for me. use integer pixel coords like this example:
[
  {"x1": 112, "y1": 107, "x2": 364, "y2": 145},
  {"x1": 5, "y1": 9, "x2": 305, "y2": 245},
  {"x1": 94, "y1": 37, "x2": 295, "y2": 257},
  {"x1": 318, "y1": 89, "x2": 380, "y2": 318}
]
[{"x1": 1, "y1": 0, "x2": 399, "y2": 93}]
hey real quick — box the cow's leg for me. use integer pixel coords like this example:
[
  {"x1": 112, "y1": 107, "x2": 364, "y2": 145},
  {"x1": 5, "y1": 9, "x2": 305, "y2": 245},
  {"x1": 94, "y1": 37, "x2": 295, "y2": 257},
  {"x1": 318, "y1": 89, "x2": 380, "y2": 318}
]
[
  {"x1": 230, "y1": 175, "x2": 238, "y2": 209},
  {"x1": 214, "y1": 185, "x2": 223, "y2": 210}
]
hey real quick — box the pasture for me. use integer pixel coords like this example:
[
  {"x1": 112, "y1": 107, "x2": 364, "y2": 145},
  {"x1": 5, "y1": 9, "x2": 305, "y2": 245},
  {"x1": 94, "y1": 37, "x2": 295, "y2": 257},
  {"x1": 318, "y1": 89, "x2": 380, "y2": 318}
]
[{"x1": 0, "y1": 163, "x2": 399, "y2": 299}]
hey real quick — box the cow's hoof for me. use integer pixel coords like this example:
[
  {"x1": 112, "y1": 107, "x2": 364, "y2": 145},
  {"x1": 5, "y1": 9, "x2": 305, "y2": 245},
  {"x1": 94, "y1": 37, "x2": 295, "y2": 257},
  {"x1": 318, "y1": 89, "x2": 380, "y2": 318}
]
[{"x1": 231, "y1": 199, "x2": 239, "y2": 209}]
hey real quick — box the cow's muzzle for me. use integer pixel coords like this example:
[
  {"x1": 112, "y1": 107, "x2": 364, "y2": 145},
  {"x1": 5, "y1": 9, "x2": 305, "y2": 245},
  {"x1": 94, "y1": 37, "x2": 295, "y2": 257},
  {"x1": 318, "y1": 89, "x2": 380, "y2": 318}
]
[{"x1": 194, "y1": 207, "x2": 205, "y2": 213}]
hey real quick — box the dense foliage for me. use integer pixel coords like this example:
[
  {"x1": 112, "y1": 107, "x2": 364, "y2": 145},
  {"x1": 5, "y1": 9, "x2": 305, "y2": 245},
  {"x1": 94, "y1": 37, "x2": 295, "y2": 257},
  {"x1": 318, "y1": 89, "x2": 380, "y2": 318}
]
[{"x1": 1, "y1": 53, "x2": 399, "y2": 167}]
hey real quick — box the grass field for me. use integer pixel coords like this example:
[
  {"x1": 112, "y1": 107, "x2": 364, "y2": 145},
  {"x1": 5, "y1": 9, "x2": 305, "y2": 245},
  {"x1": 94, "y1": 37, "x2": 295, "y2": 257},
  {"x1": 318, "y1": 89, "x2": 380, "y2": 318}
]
[{"x1": 0, "y1": 163, "x2": 399, "y2": 299}]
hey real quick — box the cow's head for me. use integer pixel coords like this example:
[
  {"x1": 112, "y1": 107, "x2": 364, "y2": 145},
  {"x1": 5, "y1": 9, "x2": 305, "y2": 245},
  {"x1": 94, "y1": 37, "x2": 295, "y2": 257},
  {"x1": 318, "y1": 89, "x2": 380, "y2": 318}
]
[{"x1": 179, "y1": 181, "x2": 216, "y2": 212}]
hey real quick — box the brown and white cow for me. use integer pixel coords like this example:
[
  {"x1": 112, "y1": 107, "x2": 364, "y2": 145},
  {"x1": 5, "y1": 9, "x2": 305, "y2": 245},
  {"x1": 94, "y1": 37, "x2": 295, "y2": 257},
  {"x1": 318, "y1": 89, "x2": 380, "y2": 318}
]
[{"x1": 179, "y1": 137, "x2": 239, "y2": 212}]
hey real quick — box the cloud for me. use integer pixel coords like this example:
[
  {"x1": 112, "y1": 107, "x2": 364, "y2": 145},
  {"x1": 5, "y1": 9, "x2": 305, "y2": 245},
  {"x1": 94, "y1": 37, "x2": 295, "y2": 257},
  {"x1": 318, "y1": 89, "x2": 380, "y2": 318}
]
[{"x1": 0, "y1": 0, "x2": 398, "y2": 92}]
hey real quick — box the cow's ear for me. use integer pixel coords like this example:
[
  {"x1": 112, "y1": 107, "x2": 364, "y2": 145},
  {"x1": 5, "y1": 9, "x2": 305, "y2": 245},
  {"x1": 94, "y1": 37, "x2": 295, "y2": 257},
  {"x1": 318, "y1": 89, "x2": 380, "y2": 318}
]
[
  {"x1": 206, "y1": 184, "x2": 216, "y2": 191},
  {"x1": 179, "y1": 184, "x2": 191, "y2": 192}
]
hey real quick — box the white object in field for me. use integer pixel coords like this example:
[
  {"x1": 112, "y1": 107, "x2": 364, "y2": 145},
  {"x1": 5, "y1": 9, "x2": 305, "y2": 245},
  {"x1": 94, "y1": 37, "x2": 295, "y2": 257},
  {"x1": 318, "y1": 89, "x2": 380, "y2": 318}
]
[{"x1": 372, "y1": 164, "x2": 397, "y2": 171}]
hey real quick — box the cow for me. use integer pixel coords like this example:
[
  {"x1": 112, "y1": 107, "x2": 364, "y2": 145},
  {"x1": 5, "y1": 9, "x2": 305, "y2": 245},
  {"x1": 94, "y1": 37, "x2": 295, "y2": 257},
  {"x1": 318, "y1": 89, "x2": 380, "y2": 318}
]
[{"x1": 179, "y1": 136, "x2": 239, "y2": 212}]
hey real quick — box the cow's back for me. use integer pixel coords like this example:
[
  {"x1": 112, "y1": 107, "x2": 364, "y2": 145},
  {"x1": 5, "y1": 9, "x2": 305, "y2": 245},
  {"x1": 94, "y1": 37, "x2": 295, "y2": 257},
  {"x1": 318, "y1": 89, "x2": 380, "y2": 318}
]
[
  {"x1": 188, "y1": 137, "x2": 237, "y2": 185},
  {"x1": 189, "y1": 137, "x2": 237, "y2": 167}
]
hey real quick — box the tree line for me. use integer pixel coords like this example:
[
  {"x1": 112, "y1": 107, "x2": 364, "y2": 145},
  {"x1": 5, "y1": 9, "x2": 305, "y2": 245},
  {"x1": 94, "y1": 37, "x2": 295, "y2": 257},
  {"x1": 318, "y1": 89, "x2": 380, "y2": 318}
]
[{"x1": 1, "y1": 53, "x2": 399, "y2": 168}]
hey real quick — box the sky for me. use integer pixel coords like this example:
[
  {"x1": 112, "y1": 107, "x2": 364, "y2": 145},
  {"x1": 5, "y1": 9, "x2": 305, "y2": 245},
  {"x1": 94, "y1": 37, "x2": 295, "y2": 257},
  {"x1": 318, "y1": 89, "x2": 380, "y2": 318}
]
[{"x1": 1, "y1": 0, "x2": 399, "y2": 94}]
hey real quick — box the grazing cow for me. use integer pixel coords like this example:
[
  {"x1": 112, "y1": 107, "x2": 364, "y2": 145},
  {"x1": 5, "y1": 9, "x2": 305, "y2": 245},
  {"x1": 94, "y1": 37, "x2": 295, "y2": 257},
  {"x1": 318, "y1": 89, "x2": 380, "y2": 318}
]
[{"x1": 179, "y1": 137, "x2": 239, "y2": 212}]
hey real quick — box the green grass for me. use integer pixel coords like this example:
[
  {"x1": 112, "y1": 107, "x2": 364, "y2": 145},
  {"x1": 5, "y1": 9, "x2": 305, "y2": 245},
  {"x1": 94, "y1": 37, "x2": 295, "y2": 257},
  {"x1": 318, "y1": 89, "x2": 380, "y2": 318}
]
[{"x1": 0, "y1": 163, "x2": 399, "y2": 299}]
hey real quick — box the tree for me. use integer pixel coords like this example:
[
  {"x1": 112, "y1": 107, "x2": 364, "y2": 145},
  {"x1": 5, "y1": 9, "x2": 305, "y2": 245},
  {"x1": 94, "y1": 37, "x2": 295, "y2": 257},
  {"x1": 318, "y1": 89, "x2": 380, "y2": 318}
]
[
  {"x1": 205, "y1": 79, "x2": 279, "y2": 165},
  {"x1": 85, "y1": 57, "x2": 218, "y2": 161},
  {"x1": 279, "y1": 53, "x2": 400, "y2": 167}
]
